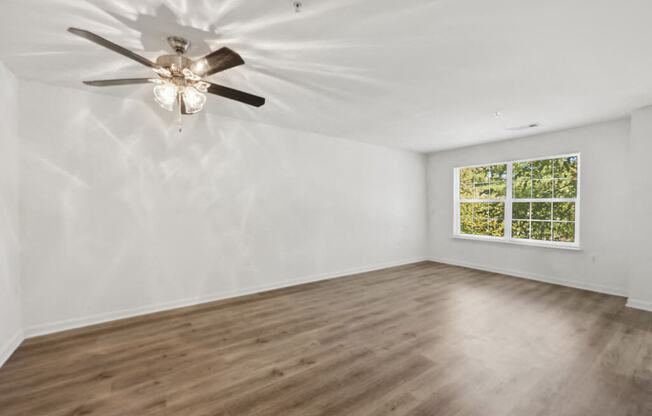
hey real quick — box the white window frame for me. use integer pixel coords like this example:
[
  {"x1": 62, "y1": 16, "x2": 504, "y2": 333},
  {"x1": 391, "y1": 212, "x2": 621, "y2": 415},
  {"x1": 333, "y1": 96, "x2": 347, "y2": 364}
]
[{"x1": 452, "y1": 153, "x2": 581, "y2": 250}]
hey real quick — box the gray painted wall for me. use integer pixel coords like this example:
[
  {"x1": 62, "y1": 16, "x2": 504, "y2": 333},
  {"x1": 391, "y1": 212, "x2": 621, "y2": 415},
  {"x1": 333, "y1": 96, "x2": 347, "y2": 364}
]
[
  {"x1": 0, "y1": 62, "x2": 22, "y2": 365},
  {"x1": 627, "y1": 107, "x2": 652, "y2": 310}
]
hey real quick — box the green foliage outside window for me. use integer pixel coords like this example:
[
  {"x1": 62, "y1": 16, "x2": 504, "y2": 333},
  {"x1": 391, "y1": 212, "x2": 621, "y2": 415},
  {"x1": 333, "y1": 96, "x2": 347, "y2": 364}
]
[
  {"x1": 512, "y1": 202, "x2": 530, "y2": 219},
  {"x1": 459, "y1": 156, "x2": 578, "y2": 244},
  {"x1": 553, "y1": 222, "x2": 575, "y2": 242},
  {"x1": 511, "y1": 201, "x2": 576, "y2": 242},
  {"x1": 459, "y1": 164, "x2": 508, "y2": 201},
  {"x1": 510, "y1": 156, "x2": 577, "y2": 243},
  {"x1": 513, "y1": 156, "x2": 577, "y2": 199},
  {"x1": 512, "y1": 220, "x2": 529, "y2": 239},
  {"x1": 553, "y1": 203, "x2": 575, "y2": 221},
  {"x1": 459, "y1": 163, "x2": 507, "y2": 237},
  {"x1": 459, "y1": 202, "x2": 505, "y2": 237}
]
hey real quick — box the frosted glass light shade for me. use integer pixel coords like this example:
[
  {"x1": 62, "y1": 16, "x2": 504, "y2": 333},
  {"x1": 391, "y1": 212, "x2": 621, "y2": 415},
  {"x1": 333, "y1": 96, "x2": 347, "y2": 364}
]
[
  {"x1": 182, "y1": 86, "x2": 207, "y2": 114},
  {"x1": 153, "y1": 83, "x2": 178, "y2": 111},
  {"x1": 182, "y1": 68, "x2": 201, "y2": 81}
]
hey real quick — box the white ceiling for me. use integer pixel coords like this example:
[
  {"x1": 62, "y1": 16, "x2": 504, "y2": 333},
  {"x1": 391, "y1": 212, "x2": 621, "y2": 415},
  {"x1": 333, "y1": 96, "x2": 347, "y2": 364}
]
[{"x1": 1, "y1": 0, "x2": 652, "y2": 153}]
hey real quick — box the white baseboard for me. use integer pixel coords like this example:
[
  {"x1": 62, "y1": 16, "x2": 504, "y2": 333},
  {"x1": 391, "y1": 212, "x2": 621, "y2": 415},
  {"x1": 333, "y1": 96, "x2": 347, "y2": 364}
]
[
  {"x1": 0, "y1": 330, "x2": 24, "y2": 368},
  {"x1": 429, "y1": 257, "x2": 627, "y2": 298},
  {"x1": 626, "y1": 298, "x2": 652, "y2": 313},
  {"x1": 24, "y1": 257, "x2": 428, "y2": 339}
]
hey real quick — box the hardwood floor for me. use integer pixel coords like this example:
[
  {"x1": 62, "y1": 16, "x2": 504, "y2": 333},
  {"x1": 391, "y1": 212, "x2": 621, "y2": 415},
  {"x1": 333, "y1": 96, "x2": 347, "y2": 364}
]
[{"x1": 1, "y1": 261, "x2": 651, "y2": 415}]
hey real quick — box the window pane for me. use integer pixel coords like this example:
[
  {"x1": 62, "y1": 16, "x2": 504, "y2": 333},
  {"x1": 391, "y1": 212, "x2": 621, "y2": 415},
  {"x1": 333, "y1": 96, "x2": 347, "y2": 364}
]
[
  {"x1": 457, "y1": 156, "x2": 578, "y2": 245},
  {"x1": 488, "y1": 219, "x2": 505, "y2": 237},
  {"x1": 460, "y1": 203, "x2": 473, "y2": 217},
  {"x1": 460, "y1": 168, "x2": 474, "y2": 183},
  {"x1": 490, "y1": 164, "x2": 507, "y2": 181},
  {"x1": 490, "y1": 182, "x2": 506, "y2": 199},
  {"x1": 513, "y1": 180, "x2": 531, "y2": 199},
  {"x1": 553, "y1": 156, "x2": 578, "y2": 179},
  {"x1": 532, "y1": 202, "x2": 552, "y2": 220},
  {"x1": 474, "y1": 203, "x2": 489, "y2": 219},
  {"x1": 461, "y1": 217, "x2": 473, "y2": 234},
  {"x1": 474, "y1": 167, "x2": 490, "y2": 182},
  {"x1": 531, "y1": 221, "x2": 552, "y2": 241},
  {"x1": 460, "y1": 183, "x2": 474, "y2": 199},
  {"x1": 552, "y1": 222, "x2": 575, "y2": 242},
  {"x1": 473, "y1": 219, "x2": 489, "y2": 235},
  {"x1": 554, "y1": 178, "x2": 577, "y2": 198},
  {"x1": 513, "y1": 162, "x2": 532, "y2": 181},
  {"x1": 475, "y1": 183, "x2": 491, "y2": 199},
  {"x1": 513, "y1": 202, "x2": 530, "y2": 219},
  {"x1": 532, "y1": 179, "x2": 553, "y2": 198},
  {"x1": 532, "y1": 159, "x2": 553, "y2": 179},
  {"x1": 489, "y1": 202, "x2": 505, "y2": 219},
  {"x1": 553, "y1": 202, "x2": 575, "y2": 222},
  {"x1": 512, "y1": 220, "x2": 530, "y2": 239}
]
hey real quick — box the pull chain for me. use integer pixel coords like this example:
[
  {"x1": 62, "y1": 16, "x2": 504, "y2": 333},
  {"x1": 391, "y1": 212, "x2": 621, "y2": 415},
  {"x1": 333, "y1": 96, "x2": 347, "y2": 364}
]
[{"x1": 177, "y1": 90, "x2": 183, "y2": 132}]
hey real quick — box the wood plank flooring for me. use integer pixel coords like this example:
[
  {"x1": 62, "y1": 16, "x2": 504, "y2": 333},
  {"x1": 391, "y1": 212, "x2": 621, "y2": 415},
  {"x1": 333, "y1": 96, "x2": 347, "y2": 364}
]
[{"x1": 1, "y1": 261, "x2": 651, "y2": 415}]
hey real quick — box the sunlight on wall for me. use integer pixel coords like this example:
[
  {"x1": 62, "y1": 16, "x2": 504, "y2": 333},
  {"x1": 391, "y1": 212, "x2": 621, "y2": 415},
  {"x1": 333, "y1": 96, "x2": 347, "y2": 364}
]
[{"x1": 17, "y1": 81, "x2": 428, "y2": 332}]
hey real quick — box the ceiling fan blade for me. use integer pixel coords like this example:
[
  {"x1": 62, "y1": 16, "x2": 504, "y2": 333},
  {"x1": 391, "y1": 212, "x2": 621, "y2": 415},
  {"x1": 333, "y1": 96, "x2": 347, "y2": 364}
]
[
  {"x1": 206, "y1": 83, "x2": 265, "y2": 107},
  {"x1": 191, "y1": 47, "x2": 245, "y2": 77},
  {"x1": 68, "y1": 27, "x2": 158, "y2": 69},
  {"x1": 83, "y1": 78, "x2": 153, "y2": 87}
]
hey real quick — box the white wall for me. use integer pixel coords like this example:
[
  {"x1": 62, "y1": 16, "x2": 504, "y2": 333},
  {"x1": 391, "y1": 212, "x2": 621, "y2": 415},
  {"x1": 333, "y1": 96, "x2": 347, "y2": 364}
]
[
  {"x1": 427, "y1": 120, "x2": 630, "y2": 295},
  {"x1": 17, "y1": 82, "x2": 428, "y2": 335},
  {"x1": 0, "y1": 62, "x2": 23, "y2": 365},
  {"x1": 627, "y1": 107, "x2": 652, "y2": 310}
]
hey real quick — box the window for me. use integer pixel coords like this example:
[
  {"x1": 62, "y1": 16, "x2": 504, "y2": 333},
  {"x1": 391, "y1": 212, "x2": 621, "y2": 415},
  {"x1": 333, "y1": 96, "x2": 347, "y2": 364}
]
[{"x1": 454, "y1": 154, "x2": 580, "y2": 248}]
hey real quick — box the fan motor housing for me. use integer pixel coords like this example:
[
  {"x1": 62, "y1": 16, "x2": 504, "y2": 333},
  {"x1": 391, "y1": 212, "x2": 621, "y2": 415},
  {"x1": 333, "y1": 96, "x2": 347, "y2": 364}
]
[
  {"x1": 156, "y1": 54, "x2": 194, "y2": 69},
  {"x1": 167, "y1": 36, "x2": 191, "y2": 54}
]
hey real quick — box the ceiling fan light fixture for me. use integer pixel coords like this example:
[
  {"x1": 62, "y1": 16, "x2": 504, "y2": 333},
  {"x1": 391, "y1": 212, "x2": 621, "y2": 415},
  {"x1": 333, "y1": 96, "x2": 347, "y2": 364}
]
[
  {"x1": 182, "y1": 86, "x2": 207, "y2": 114},
  {"x1": 153, "y1": 83, "x2": 178, "y2": 111}
]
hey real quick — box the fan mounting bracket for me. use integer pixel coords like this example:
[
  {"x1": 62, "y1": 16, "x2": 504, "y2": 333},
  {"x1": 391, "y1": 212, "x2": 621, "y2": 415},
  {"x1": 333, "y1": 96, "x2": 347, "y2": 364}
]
[{"x1": 167, "y1": 36, "x2": 191, "y2": 55}]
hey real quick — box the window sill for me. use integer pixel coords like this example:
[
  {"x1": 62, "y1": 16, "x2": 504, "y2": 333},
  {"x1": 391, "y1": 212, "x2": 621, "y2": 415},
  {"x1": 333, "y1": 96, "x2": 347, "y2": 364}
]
[{"x1": 450, "y1": 234, "x2": 582, "y2": 251}]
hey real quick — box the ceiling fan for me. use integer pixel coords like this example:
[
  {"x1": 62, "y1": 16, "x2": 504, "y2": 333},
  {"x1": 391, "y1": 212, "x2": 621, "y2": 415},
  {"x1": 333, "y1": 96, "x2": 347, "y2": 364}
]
[{"x1": 68, "y1": 27, "x2": 265, "y2": 131}]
